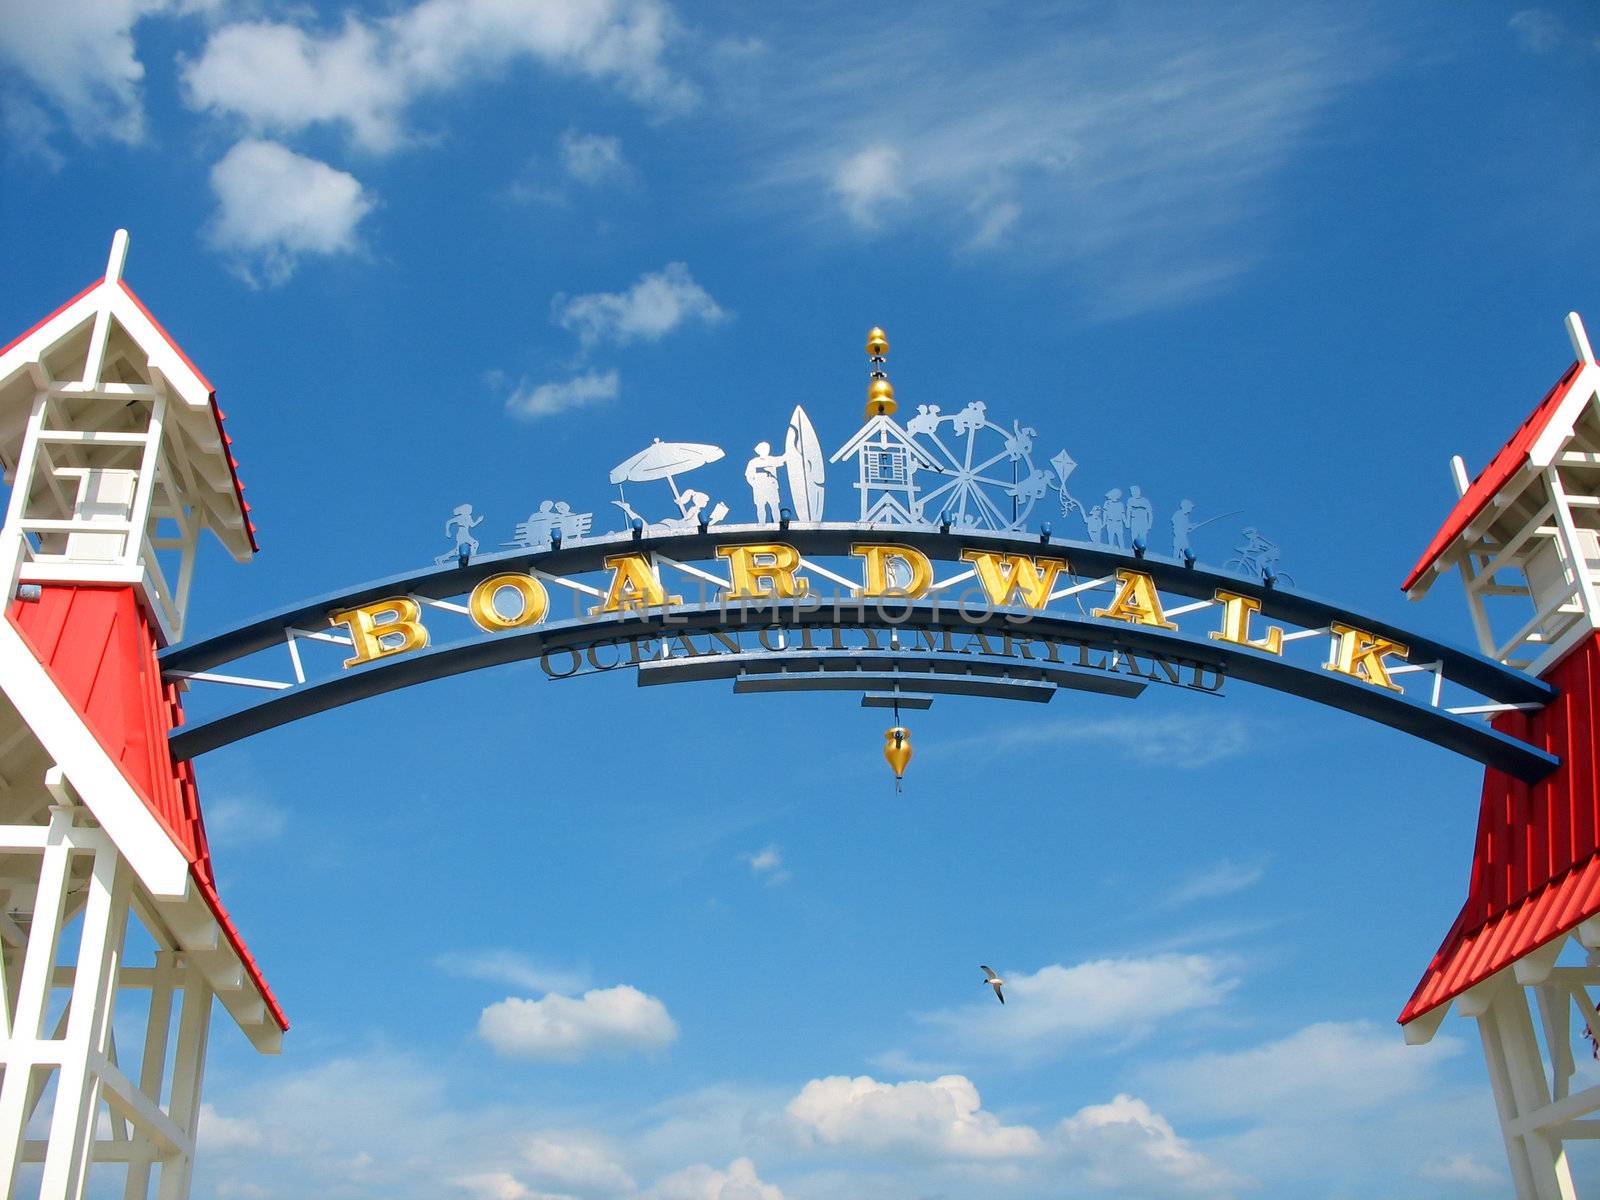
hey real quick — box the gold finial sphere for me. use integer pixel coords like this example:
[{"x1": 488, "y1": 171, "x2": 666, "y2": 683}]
[
  {"x1": 866, "y1": 327, "x2": 889, "y2": 358},
  {"x1": 865, "y1": 376, "x2": 897, "y2": 419}
]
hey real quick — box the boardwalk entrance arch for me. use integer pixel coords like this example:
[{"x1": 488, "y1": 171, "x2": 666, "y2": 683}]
[{"x1": 0, "y1": 234, "x2": 1595, "y2": 1199}]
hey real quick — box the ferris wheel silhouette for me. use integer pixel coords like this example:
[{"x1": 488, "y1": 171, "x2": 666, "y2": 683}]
[{"x1": 905, "y1": 401, "x2": 1048, "y2": 531}]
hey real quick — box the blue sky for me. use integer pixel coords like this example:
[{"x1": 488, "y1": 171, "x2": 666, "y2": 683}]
[{"x1": 3, "y1": 2, "x2": 1599, "y2": 1197}]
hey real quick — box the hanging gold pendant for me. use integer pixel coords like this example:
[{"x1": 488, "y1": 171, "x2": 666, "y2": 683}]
[{"x1": 883, "y1": 726, "x2": 912, "y2": 793}]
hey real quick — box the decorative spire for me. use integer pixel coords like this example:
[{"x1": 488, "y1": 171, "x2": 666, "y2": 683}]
[{"x1": 864, "y1": 325, "x2": 895, "y2": 421}]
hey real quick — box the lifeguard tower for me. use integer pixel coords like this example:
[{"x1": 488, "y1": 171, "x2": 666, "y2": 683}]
[
  {"x1": 0, "y1": 232, "x2": 284, "y2": 1199},
  {"x1": 1400, "y1": 313, "x2": 1600, "y2": 1199}
]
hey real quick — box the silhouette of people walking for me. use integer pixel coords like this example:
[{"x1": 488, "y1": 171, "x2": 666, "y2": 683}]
[
  {"x1": 1085, "y1": 504, "x2": 1105, "y2": 544},
  {"x1": 1102, "y1": 489, "x2": 1127, "y2": 548},
  {"x1": 1128, "y1": 485, "x2": 1153, "y2": 546}
]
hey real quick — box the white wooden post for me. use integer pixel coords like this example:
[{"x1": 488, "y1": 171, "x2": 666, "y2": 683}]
[
  {"x1": 124, "y1": 949, "x2": 178, "y2": 1199},
  {"x1": 125, "y1": 394, "x2": 166, "y2": 572},
  {"x1": 0, "y1": 805, "x2": 77, "y2": 1188},
  {"x1": 1482, "y1": 986, "x2": 1579, "y2": 1200},
  {"x1": 156, "y1": 967, "x2": 211, "y2": 1200},
  {"x1": 39, "y1": 845, "x2": 129, "y2": 1199},
  {"x1": 1544, "y1": 467, "x2": 1599, "y2": 628}
]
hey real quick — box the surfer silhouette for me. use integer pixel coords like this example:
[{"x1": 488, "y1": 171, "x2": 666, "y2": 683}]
[{"x1": 746, "y1": 441, "x2": 785, "y2": 523}]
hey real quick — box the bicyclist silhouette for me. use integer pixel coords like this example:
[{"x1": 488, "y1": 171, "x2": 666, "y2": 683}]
[{"x1": 1226, "y1": 527, "x2": 1293, "y2": 586}]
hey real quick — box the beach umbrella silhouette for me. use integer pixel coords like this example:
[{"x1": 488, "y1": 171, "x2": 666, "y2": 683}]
[{"x1": 609, "y1": 439, "x2": 725, "y2": 503}]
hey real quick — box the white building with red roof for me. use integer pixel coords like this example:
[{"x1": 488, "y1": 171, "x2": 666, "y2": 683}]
[
  {"x1": 1400, "y1": 313, "x2": 1600, "y2": 1200},
  {"x1": 0, "y1": 232, "x2": 283, "y2": 1199}
]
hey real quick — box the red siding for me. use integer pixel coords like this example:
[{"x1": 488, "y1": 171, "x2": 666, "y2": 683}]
[
  {"x1": 8, "y1": 584, "x2": 287, "y2": 1031},
  {"x1": 1402, "y1": 632, "x2": 1600, "y2": 1023}
]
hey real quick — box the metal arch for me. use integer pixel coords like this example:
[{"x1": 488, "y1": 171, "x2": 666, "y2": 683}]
[
  {"x1": 163, "y1": 593, "x2": 1554, "y2": 778},
  {"x1": 163, "y1": 523, "x2": 1552, "y2": 698},
  {"x1": 158, "y1": 523, "x2": 1557, "y2": 778}
]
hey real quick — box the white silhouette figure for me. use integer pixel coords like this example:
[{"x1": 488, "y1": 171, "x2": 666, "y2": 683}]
[
  {"x1": 1128, "y1": 485, "x2": 1153, "y2": 546},
  {"x1": 746, "y1": 441, "x2": 784, "y2": 523},
  {"x1": 1103, "y1": 489, "x2": 1127, "y2": 548},
  {"x1": 439, "y1": 504, "x2": 483, "y2": 563}
]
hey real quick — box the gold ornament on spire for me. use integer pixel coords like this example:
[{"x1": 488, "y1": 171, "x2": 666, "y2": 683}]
[{"x1": 864, "y1": 325, "x2": 896, "y2": 420}]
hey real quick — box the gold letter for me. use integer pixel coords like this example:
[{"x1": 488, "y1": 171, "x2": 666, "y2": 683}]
[
  {"x1": 590, "y1": 553, "x2": 683, "y2": 614},
  {"x1": 716, "y1": 542, "x2": 811, "y2": 600},
  {"x1": 1092, "y1": 569, "x2": 1178, "y2": 630},
  {"x1": 329, "y1": 597, "x2": 429, "y2": 668},
  {"x1": 960, "y1": 550, "x2": 1068, "y2": 608},
  {"x1": 469, "y1": 572, "x2": 549, "y2": 632},
  {"x1": 852, "y1": 543, "x2": 933, "y2": 597},
  {"x1": 1325, "y1": 622, "x2": 1408, "y2": 691},
  {"x1": 1209, "y1": 590, "x2": 1283, "y2": 655}
]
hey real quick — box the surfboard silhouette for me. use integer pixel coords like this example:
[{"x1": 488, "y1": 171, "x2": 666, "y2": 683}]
[{"x1": 784, "y1": 405, "x2": 825, "y2": 521}]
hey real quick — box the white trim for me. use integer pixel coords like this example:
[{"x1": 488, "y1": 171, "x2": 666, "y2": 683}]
[{"x1": 0, "y1": 615, "x2": 190, "y2": 896}]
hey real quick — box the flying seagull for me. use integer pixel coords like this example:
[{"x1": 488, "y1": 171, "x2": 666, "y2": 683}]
[{"x1": 980, "y1": 965, "x2": 1005, "y2": 1004}]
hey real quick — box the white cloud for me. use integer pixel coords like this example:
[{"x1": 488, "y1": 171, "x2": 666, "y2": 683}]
[
  {"x1": 193, "y1": 1031, "x2": 1499, "y2": 1200},
  {"x1": 943, "y1": 712, "x2": 1252, "y2": 769},
  {"x1": 554, "y1": 263, "x2": 727, "y2": 349},
  {"x1": 478, "y1": 984, "x2": 678, "y2": 1060},
  {"x1": 450, "y1": 1173, "x2": 536, "y2": 1200},
  {"x1": 204, "y1": 794, "x2": 287, "y2": 846},
  {"x1": 522, "y1": 1130, "x2": 635, "y2": 1192},
  {"x1": 207, "y1": 139, "x2": 374, "y2": 286},
  {"x1": 1418, "y1": 1153, "x2": 1503, "y2": 1188},
  {"x1": 183, "y1": 0, "x2": 695, "y2": 154},
  {"x1": 1510, "y1": 10, "x2": 1564, "y2": 54},
  {"x1": 0, "y1": 0, "x2": 167, "y2": 145},
  {"x1": 785, "y1": 1075, "x2": 1042, "y2": 1160},
  {"x1": 831, "y1": 144, "x2": 907, "y2": 230},
  {"x1": 1056, "y1": 1094, "x2": 1241, "y2": 1194},
  {"x1": 1135, "y1": 1021, "x2": 1502, "y2": 1189},
  {"x1": 198, "y1": 1102, "x2": 263, "y2": 1152},
  {"x1": 436, "y1": 950, "x2": 590, "y2": 995},
  {"x1": 915, "y1": 955, "x2": 1238, "y2": 1060},
  {"x1": 740, "y1": 844, "x2": 790, "y2": 886},
  {"x1": 198, "y1": 1052, "x2": 491, "y2": 1194},
  {"x1": 648, "y1": 1157, "x2": 783, "y2": 1200},
  {"x1": 183, "y1": 19, "x2": 409, "y2": 152},
  {"x1": 967, "y1": 199, "x2": 1021, "y2": 249},
  {"x1": 1, "y1": 94, "x2": 66, "y2": 170},
  {"x1": 750, "y1": 8, "x2": 1366, "y2": 316},
  {"x1": 561, "y1": 130, "x2": 631, "y2": 186},
  {"x1": 1140, "y1": 1021, "x2": 1455, "y2": 1122},
  {"x1": 506, "y1": 369, "x2": 620, "y2": 420},
  {"x1": 1162, "y1": 858, "x2": 1265, "y2": 907}
]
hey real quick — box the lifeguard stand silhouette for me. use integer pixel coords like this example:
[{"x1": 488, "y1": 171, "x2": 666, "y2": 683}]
[
  {"x1": 1401, "y1": 313, "x2": 1600, "y2": 1199},
  {"x1": 0, "y1": 232, "x2": 283, "y2": 1199},
  {"x1": 830, "y1": 326, "x2": 936, "y2": 524}
]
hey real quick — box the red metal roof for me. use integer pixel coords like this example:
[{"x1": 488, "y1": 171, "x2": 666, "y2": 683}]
[
  {"x1": 1401, "y1": 360, "x2": 1585, "y2": 594},
  {"x1": 1401, "y1": 631, "x2": 1600, "y2": 1024},
  {"x1": 8, "y1": 585, "x2": 287, "y2": 1031}
]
